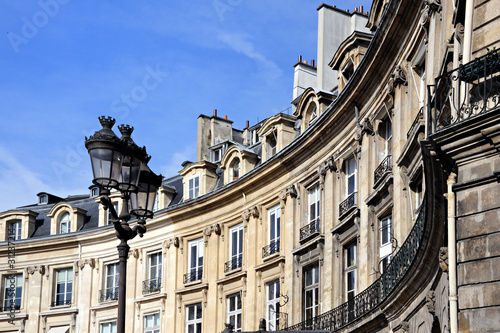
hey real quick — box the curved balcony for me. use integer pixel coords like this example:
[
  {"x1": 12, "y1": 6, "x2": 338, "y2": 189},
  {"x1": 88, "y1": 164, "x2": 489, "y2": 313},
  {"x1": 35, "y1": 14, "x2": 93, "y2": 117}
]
[
  {"x1": 224, "y1": 255, "x2": 243, "y2": 273},
  {"x1": 142, "y1": 277, "x2": 161, "y2": 294},
  {"x1": 262, "y1": 240, "x2": 280, "y2": 258},
  {"x1": 300, "y1": 219, "x2": 320, "y2": 243},
  {"x1": 99, "y1": 287, "x2": 118, "y2": 302},
  {"x1": 184, "y1": 268, "x2": 203, "y2": 284}
]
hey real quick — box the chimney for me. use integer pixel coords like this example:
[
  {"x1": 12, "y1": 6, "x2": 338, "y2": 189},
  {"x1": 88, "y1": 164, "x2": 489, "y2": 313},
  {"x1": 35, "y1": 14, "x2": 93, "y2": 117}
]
[
  {"x1": 360, "y1": 5, "x2": 363, "y2": 13},
  {"x1": 246, "y1": 120, "x2": 249, "y2": 128},
  {"x1": 303, "y1": 60, "x2": 308, "y2": 65},
  {"x1": 354, "y1": 7, "x2": 358, "y2": 12},
  {"x1": 311, "y1": 59, "x2": 315, "y2": 67},
  {"x1": 298, "y1": 55, "x2": 302, "y2": 63},
  {"x1": 224, "y1": 115, "x2": 228, "y2": 120},
  {"x1": 213, "y1": 109, "x2": 217, "y2": 117}
]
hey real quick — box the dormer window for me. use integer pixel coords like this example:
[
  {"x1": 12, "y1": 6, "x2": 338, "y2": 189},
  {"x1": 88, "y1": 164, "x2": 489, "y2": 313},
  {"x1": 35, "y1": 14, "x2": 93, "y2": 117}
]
[
  {"x1": 309, "y1": 106, "x2": 318, "y2": 126},
  {"x1": 341, "y1": 58, "x2": 354, "y2": 84},
  {"x1": 60, "y1": 212, "x2": 71, "y2": 234},
  {"x1": 213, "y1": 148, "x2": 222, "y2": 163},
  {"x1": 91, "y1": 187, "x2": 100, "y2": 197},
  {"x1": 230, "y1": 159, "x2": 240, "y2": 181},
  {"x1": 39, "y1": 195, "x2": 48, "y2": 205},
  {"x1": 188, "y1": 175, "x2": 200, "y2": 199},
  {"x1": 266, "y1": 133, "x2": 277, "y2": 158}
]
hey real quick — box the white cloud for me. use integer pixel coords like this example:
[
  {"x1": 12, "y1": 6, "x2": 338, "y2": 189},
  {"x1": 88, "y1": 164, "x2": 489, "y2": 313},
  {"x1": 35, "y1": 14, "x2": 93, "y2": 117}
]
[{"x1": 159, "y1": 144, "x2": 197, "y2": 177}]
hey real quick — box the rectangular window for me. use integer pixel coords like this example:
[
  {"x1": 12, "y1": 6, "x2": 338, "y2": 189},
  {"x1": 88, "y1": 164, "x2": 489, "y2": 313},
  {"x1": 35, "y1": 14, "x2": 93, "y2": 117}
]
[
  {"x1": 267, "y1": 133, "x2": 277, "y2": 158},
  {"x1": 54, "y1": 268, "x2": 73, "y2": 306},
  {"x1": 186, "y1": 303, "x2": 202, "y2": 333},
  {"x1": 304, "y1": 264, "x2": 319, "y2": 323},
  {"x1": 2, "y1": 274, "x2": 22, "y2": 311},
  {"x1": 346, "y1": 158, "x2": 357, "y2": 197},
  {"x1": 100, "y1": 321, "x2": 117, "y2": 333},
  {"x1": 101, "y1": 263, "x2": 119, "y2": 301},
  {"x1": 189, "y1": 176, "x2": 200, "y2": 199},
  {"x1": 227, "y1": 293, "x2": 242, "y2": 332},
  {"x1": 380, "y1": 216, "x2": 392, "y2": 273},
  {"x1": 308, "y1": 184, "x2": 320, "y2": 229},
  {"x1": 60, "y1": 213, "x2": 71, "y2": 234},
  {"x1": 263, "y1": 205, "x2": 280, "y2": 258},
  {"x1": 345, "y1": 243, "x2": 357, "y2": 301},
  {"x1": 8, "y1": 221, "x2": 21, "y2": 241},
  {"x1": 107, "y1": 203, "x2": 118, "y2": 225},
  {"x1": 213, "y1": 148, "x2": 222, "y2": 162},
  {"x1": 229, "y1": 224, "x2": 243, "y2": 270},
  {"x1": 144, "y1": 313, "x2": 160, "y2": 333},
  {"x1": 266, "y1": 280, "x2": 280, "y2": 331},
  {"x1": 144, "y1": 253, "x2": 162, "y2": 293},
  {"x1": 187, "y1": 238, "x2": 203, "y2": 282}
]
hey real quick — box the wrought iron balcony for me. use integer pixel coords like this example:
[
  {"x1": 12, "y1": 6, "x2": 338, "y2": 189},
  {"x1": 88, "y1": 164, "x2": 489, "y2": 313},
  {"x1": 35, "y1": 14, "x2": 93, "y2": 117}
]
[
  {"x1": 429, "y1": 49, "x2": 500, "y2": 133},
  {"x1": 142, "y1": 277, "x2": 161, "y2": 294},
  {"x1": 184, "y1": 268, "x2": 203, "y2": 284},
  {"x1": 300, "y1": 219, "x2": 320, "y2": 242},
  {"x1": 0, "y1": 304, "x2": 20, "y2": 312},
  {"x1": 287, "y1": 197, "x2": 426, "y2": 331},
  {"x1": 339, "y1": 192, "x2": 357, "y2": 218},
  {"x1": 262, "y1": 240, "x2": 280, "y2": 258},
  {"x1": 374, "y1": 155, "x2": 392, "y2": 185},
  {"x1": 407, "y1": 107, "x2": 424, "y2": 138},
  {"x1": 99, "y1": 287, "x2": 118, "y2": 302},
  {"x1": 224, "y1": 255, "x2": 243, "y2": 273},
  {"x1": 51, "y1": 299, "x2": 72, "y2": 307}
]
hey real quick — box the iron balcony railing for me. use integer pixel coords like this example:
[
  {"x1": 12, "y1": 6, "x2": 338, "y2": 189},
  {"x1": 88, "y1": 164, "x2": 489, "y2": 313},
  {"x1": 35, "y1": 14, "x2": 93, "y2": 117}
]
[
  {"x1": 339, "y1": 192, "x2": 357, "y2": 218},
  {"x1": 262, "y1": 240, "x2": 280, "y2": 258},
  {"x1": 300, "y1": 219, "x2": 320, "y2": 242},
  {"x1": 224, "y1": 255, "x2": 243, "y2": 272},
  {"x1": 142, "y1": 277, "x2": 161, "y2": 294},
  {"x1": 184, "y1": 268, "x2": 203, "y2": 284},
  {"x1": 51, "y1": 299, "x2": 72, "y2": 307},
  {"x1": 374, "y1": 155, "x2": 392, "y2": 185},
  {"x1": 287, "y1": 196, "x2": 426, "y2": 331},
  {"x1": 429, "y1": 49, "x2": 500, "y2": 133},
  {"x1": 0, "y1": 304, "x2": 20, "y2": 312},
  {"x1": 99, "y1": 287, "x2": 118, "y2": 302},
  {"x1": 407, "y1": 107, "x2": 424, "y2": 138}
]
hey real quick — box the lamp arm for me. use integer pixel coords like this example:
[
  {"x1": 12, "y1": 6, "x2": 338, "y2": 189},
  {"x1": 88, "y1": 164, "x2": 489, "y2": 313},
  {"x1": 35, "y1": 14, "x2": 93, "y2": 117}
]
[{"x1": 100, "y1": 195, "x2": 119, "y2": 222}]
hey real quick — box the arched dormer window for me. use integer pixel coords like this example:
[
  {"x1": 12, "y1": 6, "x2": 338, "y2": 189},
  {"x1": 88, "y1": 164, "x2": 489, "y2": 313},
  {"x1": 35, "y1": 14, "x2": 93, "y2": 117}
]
[
  {"x1": 60, "y1": 212, "x2": 71, "y2": 234},
  {"x1": 230, "y1": 159, "x2": 240, "y2": 181}
]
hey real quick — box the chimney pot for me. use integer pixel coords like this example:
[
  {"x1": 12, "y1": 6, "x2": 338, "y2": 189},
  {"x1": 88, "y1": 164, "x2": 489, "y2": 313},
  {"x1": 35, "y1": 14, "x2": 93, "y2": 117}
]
[
  {"x1": 360, "y1": 6, "x2": 363, "y2": 13},
  {"x1": 354, "y1": 7, "x2": 358, "y2": 12},
  {"x1": 246, "y1": 120, "x2": 249, "y2": 128},
  {"x1": 214, "y1": 109, "x2": 217, "y2": 116},
  {"x1": 224, "y1": 115, "x2": 228, "y2": 120},
  {"x1": 311, "y1": 59, "x2": 315, "y2": 67},
  {"x1": 298, "y1": 55, "x2": 302, "y2": 62},
  {"x1": 303, "y1": 60, "x2": 308, "y2": 64}
]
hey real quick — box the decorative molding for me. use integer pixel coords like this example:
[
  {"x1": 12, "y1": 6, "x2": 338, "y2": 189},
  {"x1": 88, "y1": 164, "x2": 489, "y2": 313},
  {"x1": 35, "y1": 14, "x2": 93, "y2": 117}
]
[
  {"x1": 26, "y1": 265, "x2": 45, "y2": 278},
  {"x1": 161, "y1": 297, "x2": 166, "y2": 314},
  {"x1": 318, "y1": 242, "x2": 325, "y2": 267},
  {"x1": 71, "y1": 313, "x2": 77, "y2": 332},
  {"x1": 41, "y1": 315, "x2": 47, "y2": 333},
  {"x1": 455, "y1": 22, "x2": 464, "y2": 44},
  {"x1": 218, "y1": 284, "x2": 224, "y2": 303},
  {"x1": 333, "y1": 233, "x2": 340, "y2": 258},
  {"x1": 78, "y1": 258, "x2": 96, "y2": 270},
  {"x1": 257, "y1": 271, "x2": 262, "y2": 292},
  {"x1": 401, "y1": 321, "x2": 410, "y2": 333},
  {"x1": 279, "y1": 262, "x2": 285, "y2": 284},
  {"x1": 426, "y1": 290, "x2": 436, "y2": 315},
  {"x1": 91, "y1": 309, "x2": 96, "y2": 326},
  {"x1": 386, "y1": 64, "x2": 408, "y2": 94},
  {"x1": 294, "y1": 254, "x2": 300, "y2": 277},
  {"x1": 280, "y1": 184, "x2": 298, "y2": 209},
  {"x1": 368, "y1": 205, "x2": 376, "y2": 231},
  {"x1": 202, "y1": 289, "x2": 208, "y2": 308},
  {"x1": 177, "y1": 294, "x2": 182, "y2": 313},
  {"x1": 439, "y1": 247, "x2": 448, "y2": 272},
  {"x1": 242, "y1": 276, "x2": 247, "y2": 297},
  {"x1": 136, "y1": 302, "x2": 141, "y2": 319},
  {"x1": 204, "y1": 224, "x2": 221, "y2": 247},
  {"x1": 21, "y1": 318, "x2": 26, "y2": 333}
]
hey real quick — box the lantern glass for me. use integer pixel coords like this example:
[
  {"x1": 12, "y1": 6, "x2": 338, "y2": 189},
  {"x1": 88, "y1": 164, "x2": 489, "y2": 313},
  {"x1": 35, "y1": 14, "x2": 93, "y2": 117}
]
[
  {"x1": 130, "y1": 167, "x2": 161, "y2": 219},
  {"x1": 117, "y1": 155, "x2": 143, "y2": 193},
  {"x1": 90, "y1": 147, "x2": 124, "y2": 188}
]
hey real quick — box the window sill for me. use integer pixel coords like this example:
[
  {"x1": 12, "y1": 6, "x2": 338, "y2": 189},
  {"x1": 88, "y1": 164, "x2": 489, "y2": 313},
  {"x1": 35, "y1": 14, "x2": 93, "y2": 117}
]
[{"x1": 225, "y1": 266, "x2": 242, "y2": 276}]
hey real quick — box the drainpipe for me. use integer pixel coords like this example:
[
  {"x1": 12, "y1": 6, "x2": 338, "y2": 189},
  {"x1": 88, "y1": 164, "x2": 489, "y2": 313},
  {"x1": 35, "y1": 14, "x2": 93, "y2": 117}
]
[
  {"x1": 447, "y1": 173, "x2": 458, "y2": 333},
  {"x1": 462, "y1": 0, "x2": 474, "y2": 64}
]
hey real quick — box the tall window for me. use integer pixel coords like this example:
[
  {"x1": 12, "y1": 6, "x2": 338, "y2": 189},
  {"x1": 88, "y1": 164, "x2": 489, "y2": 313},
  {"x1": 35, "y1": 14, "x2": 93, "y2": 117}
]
[
  {"x1": 144, "y1": 252, "x2": 162, "y2": 293},
  {"x1": 308, "y1": 184, "x2": 320, "y2": 230},
  {"x1": 345, "y1": 158, "x2": 357, "y2": 197},
  {"x1": 2, "y1": 274, "x2": 22, "y2": 310},
  {"x1": 227, "y1": 293, "x2": 242, "y2": 332},
  {"x1": 229, "y1": 224, "x2": 243, "y2": 270},
  {"x1": 153, "y1": 193, "x2": 160, "y2": 212},
  {"x1": 100, "y1": 321, "x2": 117, "y2": 333},
  {"x1": 264, "y1": 205, "x2": 280, "y2": 258},
  {"x1": 380, "y1": 216, "x2": 392, "y2": 273},
  {"x1": 212, "y1": 148, "x2": 222, "y2": 162},
  {"x1": 188, "y1": 175, "x2": 200, "y2": 199},
  {"x1": 102, "y1": 263, "x2": 119, "y2": 301},
  {"x1": 60, "y1": 212, "x2": 71, "y2": 234},
  {"x1": 107, "y1": 203, "x2": 119, "y2": 225},
  {"x1": 186, "y1": 303, "x2": 202, "y2": 333},
  {"x1": 345, "y1": 243, "x2": 357, "y2": 301},
  {"x1": 8, "y1": 220, "x2": 22, "y2": 241},
  {"x1": 381, "y1": 118, "x2": 392, "y2": 157},
  {"x1": 266, "y1": 280, "x2": 280, "y2": 331},
  {"x1": 144, "y1": 313, "x2": 160, "y2": 333},
  {"x1": 230, "y1": 159, "x2": 240, "y2": 181},
  {"x1": 188, "y1": 238, "x2": 203, "y2": 282},
  {"x1": 54, "y1": 268, "x2": 73, "y2": 306},
  {"x1": 304, "y1": 264, "x2": 319, "y2": 323},
  {"x1": 267, "y1": 133, "x2": 277, "y2": 158}
]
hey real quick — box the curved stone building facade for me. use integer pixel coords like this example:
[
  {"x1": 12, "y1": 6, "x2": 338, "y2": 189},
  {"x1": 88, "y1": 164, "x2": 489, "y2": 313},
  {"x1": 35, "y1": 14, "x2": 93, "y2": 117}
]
[{"x1": 1, "y1": 0, "x2": 499, "y2": 332}]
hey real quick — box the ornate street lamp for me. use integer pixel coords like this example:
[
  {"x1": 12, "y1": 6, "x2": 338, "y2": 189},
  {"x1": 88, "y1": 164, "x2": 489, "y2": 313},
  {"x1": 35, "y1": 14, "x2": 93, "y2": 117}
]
[{"x1": 85, "y1": 116, "x2": 162, "y2": 333}]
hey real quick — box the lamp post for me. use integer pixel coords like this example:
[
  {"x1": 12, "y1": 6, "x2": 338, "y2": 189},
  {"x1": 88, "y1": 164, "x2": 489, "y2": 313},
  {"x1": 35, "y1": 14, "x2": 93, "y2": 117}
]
[{"x1": 85, "y1": 116, "x2": 162, "y2": 333}]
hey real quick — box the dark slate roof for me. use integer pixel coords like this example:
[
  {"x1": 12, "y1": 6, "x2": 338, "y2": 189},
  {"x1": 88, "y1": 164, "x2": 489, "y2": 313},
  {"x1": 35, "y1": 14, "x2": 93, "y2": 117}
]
[{"x1": 162, "y1": 175, "x2": 184, "y2": 206}]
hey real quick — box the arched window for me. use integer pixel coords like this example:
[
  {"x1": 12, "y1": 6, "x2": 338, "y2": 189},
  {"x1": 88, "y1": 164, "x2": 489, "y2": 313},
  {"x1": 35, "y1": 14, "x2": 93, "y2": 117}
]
[
  {"x1": 60, "y1": 212, "x2": 71, "y2": 234},
  {"x1": 230, "y1": 159, "x2": 240, "y2": 181}
]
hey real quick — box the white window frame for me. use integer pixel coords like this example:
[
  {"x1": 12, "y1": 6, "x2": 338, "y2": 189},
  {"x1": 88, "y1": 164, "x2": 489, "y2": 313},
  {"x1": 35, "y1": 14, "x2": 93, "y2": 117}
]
[
  {"x1": 54, "y1": 268, "x2": 73, "y2": 306},
  {"x1": 227, "y1": 293, "x2": 242, "y2": 332},
  {"x1": 379, "y1": 215, "x2": 392, "y2": 273},
  {"x1": 188, "y1": 175, "x2": 200, "y2": 199},
  {"x1": 107, "y1": 203, "x2": 119, "y2": 225},
  {"x1": 268, "y1": 205, "x2": 281, "y2": 246},
  {"x1": 39, "y1": 194, "x2": 48, "y2": 204},
  {"x1": 213, "y1": 148, "x2": 222, "y2": 162},
  {"x1": 229, "y1": 224, "x2": 243, "y2": 268},
  {"x1": 384, "y1": 118, "x2": 392, "y2": 156},
  {"x1": 267, "y1": 132, "x2": 277, "y2": 158},
  {"x1": 345, "y1": 158, "x2": 357, "y2": 197},
  {"x1": 188, "y1": 238, "x2": 204, "y2": 281},
  {"x1": 2, "y1": 273, "x2": 22, "y2": 310},
  {"x1": 60, "y1": 212, "x2": 71, "y2": 234},
  {"x1": 144, "y1": 312, "x2": 160, "y2": 333},
  {"x1": 308, "y1": 184, "x2": 320, "y2": 228},
  {"x1": 303, "y1": 264, "x2": 319, "y2": 322},
  {"x1": 148, "y1": 252, "x2": 162, "y2": 281},
  {"x1": 8, "y1": 220, "x2": 22, "y2": 241},
  {"x1": 345, "y1": 243, "x2": 357, "y2": 301},
  {"x1": 100, "y1": 320, "x2": 117, "y2": 333},
  {"x1": 230, "y1": 159, "x2": 240, "y2": 181},
  {"x1": 266, "y1": 280, "x2": 280, "y2": 331},
  {"x1": 105, "y1": 263, "x2": 119, "y2": 296},
  {"x1": 186, "y1": 303, "x2": 202, "y2": 333}
]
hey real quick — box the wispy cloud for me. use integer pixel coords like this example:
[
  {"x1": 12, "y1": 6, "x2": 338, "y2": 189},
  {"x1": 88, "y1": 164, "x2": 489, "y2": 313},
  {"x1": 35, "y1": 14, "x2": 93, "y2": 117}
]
[
  {"x1": 217, "y1": 32, "x2": 282, "y2": 79},
  {"x1": 159, "y1": 144, "x2": 197, "y2": 177}
]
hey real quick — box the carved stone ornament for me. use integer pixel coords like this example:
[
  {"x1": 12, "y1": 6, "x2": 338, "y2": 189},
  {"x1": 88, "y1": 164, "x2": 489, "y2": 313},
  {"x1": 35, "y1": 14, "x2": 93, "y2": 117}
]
[
  {"x1": 401, "y1": 321, "x2": 410, "y2": 333},
  {"x1": 387, "y1": 64, "x2": 408, "y2": 93},
  {"x1": 242, "y1": 209, "x2": 251, "y2": 222},
  {"x1": 21, "y1": 319, "x2": 26, "y2": 333},
  {"x1": 202, "y1": 289, "x2": 208, "y2": 308},
  {"x1": 426, "y1": 290, "x2": 436, "y2": 315},
  {"x1": 279, "y1": 262, "x2": 285, "y2": 284},
  {"x1": 218, "y1": 284, "x2": 224, "y2": 303},
  {"x1": 26, "y1": 265, "x2": 45, "y2": 278},
  {"x1": 177, "y1": 294, "x2": 182, "y2": 313},
  {"x1": 333, "y1": 233, "x2": 340, "y2": 258},
  {"x1": 136, "y1": 303, "x2": 141, "y2": 319},
  {"x1": 257, "y1": 271, "x2": 262, "y2": 292},
  {"x1": 439, "y1": 247, "x2": 449, "y2": 272},
  {"x1": 360, "y1": 118, "x2": 375, "y2": 137},
  {"x1": 455, "y1": 22, "x2": 464, "y2": 44},
  {"x1": 78, "y1": 258, "x2": 96, "y2": 270},
  {"x1": 242, "y1": 276, "x2": 247, "y2": 297}
]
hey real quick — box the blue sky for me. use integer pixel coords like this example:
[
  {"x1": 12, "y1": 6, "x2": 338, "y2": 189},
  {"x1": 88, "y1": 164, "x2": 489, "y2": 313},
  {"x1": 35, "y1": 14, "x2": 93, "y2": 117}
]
[{"x1": 0, "y1": 0, "x2": 372, "y2": 211}]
